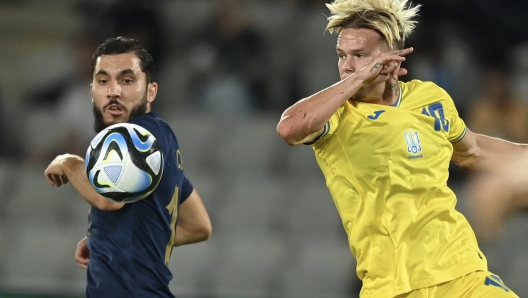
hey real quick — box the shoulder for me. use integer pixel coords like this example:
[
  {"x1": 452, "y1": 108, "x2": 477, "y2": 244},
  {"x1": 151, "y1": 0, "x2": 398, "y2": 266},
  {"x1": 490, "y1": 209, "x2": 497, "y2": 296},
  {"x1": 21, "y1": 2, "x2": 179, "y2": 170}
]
[
  {"x1": 401, "y1": 80, "x2": 446, "y2": 95},
  {"x1": 131, "y1": 112, "x2": 178, "y2": 147},
  {"x1": 400, "y1": 80, "x2": 456, "y2": 108},
  {"x1": 131, "y1": 113, "x2": 172, "y2": 134}
]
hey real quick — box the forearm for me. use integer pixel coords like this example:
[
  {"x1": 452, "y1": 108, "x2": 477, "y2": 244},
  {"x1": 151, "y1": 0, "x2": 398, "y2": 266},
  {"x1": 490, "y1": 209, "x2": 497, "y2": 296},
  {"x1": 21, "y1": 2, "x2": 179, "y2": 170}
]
[
  {"x1": 61, "y1": 155, "x2": 124, "y2": 210},
  {"x1": 454, "y1": 133, "x2": 528, "y2": 171},
  {"x1": 277, "y1": 73, "x2": 364, "y2": 145}
]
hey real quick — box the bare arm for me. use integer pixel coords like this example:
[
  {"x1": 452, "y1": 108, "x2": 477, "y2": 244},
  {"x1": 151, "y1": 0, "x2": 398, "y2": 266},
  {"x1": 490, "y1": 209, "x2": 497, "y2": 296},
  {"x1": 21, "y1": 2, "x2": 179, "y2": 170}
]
[
  {"x1": 276, "y1": 48, "x2": 413, "y2": 146},
  {"x1": 451, "y1": 129, "x2": 528, "y2": 171},
  {"x1": 44, "y1": 154, "x2": 125, "y2": 211},
  {"x1": 173, "y1": 189, "x2": 212, "y2": 247},
  {"x1": 453, "y1": 129, "x2": 528, "y2": 241}
]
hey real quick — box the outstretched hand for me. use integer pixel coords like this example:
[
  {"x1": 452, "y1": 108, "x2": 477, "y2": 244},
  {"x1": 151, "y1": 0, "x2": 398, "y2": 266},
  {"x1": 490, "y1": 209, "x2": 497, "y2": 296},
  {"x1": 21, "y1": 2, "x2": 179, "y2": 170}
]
[
  {"x1": 359, "y1": 47, "x2": 413, "y2": 85},
  {"x1": 44, "y1": 155, "x2": 70, "y2": 187},
  {"x1": 44, "y1": 154, "x2": 83, "y2": 187}
]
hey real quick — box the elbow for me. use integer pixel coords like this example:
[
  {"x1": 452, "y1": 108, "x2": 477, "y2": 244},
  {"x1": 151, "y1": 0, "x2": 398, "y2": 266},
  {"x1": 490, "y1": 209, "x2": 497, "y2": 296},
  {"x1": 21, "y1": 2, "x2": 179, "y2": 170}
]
[
  {"x1": 451, "y1": 152, "x2": 478, "y2": 170},
  {"x1": 200, "y1": 220, "x2": 213, "y2": 242},
  {"x1": 453, "y1": 159, "x2": 472, "y2": 169},
  {"x1": 276, "y1": 122, "x2": 302, "y2": 146}
]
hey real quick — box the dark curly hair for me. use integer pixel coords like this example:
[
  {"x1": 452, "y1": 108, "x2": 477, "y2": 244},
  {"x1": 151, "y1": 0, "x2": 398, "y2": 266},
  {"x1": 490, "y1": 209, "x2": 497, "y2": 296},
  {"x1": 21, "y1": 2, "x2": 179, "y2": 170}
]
[{"x1": 91, "y1": 36, "x2": 154, "y2": 83}]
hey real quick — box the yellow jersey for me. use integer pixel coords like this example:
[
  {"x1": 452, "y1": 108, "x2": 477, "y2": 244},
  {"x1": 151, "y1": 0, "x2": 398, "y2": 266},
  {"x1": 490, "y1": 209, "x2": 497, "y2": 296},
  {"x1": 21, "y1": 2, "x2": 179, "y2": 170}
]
[{"x1": 311, "y1": 80, "x2": 487, "y2": 297}]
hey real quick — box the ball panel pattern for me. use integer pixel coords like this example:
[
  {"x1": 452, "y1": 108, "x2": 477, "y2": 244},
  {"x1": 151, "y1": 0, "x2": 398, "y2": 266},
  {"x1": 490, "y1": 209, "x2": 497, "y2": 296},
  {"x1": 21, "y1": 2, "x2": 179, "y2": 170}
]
[{"x1": 85, "y1": 123, "x2": 163, "y2": 203}]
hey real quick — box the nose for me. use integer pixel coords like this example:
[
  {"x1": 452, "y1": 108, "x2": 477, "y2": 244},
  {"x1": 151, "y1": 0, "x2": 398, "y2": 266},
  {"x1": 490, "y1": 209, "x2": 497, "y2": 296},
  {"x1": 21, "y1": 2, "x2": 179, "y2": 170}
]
[
  {"x1": 107, "y1": 79, "x2": 121, "y2": 98},
  {"x1": 343, "y1": 57, "x2": 355, "y2": 74},
  {"x1": 340, "y1": 57, "x2": 355, "y2": 78}
]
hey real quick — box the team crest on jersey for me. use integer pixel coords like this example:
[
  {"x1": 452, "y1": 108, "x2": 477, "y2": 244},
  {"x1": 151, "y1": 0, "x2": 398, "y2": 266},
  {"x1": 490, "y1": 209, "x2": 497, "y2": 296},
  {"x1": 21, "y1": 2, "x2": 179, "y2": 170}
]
[{"x1": 404, "y1": 130, "x2": 423, "y2": 159}]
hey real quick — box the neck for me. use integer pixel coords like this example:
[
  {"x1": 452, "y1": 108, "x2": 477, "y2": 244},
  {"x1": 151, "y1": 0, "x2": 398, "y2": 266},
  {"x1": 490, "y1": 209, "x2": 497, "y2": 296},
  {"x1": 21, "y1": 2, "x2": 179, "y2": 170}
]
[
  {"x1": 382, "y1": 80, "x2": 400, "y2": 105},
  {"x1": 360, "y1": 80, "x2": 399, "y2": 105}
]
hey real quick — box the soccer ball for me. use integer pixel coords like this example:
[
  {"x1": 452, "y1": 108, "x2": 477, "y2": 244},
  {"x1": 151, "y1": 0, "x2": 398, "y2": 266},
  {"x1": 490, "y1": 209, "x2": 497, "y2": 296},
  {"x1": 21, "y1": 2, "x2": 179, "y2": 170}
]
[{"x1": 85, "y1": 123, "x2": 163, "y2": 203}]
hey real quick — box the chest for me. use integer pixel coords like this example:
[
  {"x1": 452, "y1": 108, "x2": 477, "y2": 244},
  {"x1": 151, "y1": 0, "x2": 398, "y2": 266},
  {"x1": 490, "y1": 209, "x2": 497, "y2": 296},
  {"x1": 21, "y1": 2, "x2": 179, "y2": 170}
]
[{"x1": 334, "y1": 104, "x2": 453, "y2": 171}]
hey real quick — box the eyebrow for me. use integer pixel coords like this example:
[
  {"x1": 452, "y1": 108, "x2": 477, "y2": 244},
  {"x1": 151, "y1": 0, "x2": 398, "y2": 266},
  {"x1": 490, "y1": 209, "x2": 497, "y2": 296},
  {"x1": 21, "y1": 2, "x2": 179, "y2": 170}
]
[
  {"x1": 336, "y1": 47, "x2": 366, "y2": 53},
  {"x1": 95, "y1": 69, "x2": 136, "y2": 76}
]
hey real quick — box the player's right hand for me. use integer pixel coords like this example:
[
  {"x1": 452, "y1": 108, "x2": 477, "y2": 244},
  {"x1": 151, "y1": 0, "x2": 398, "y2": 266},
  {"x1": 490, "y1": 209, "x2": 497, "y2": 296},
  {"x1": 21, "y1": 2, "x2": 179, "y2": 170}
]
[
  {"x1": 75, "y1": 237, "x2": 90, "y2": 269},
  {"x1": 359, "y1": 47, "x2": 413, "y2": 86}
]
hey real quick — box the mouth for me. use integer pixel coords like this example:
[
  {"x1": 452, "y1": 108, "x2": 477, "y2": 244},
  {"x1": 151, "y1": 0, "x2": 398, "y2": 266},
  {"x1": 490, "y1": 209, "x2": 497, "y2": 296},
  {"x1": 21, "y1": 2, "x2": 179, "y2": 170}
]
[{"x1": 106, "y1": 104, "x2": 124, "y2": 116}]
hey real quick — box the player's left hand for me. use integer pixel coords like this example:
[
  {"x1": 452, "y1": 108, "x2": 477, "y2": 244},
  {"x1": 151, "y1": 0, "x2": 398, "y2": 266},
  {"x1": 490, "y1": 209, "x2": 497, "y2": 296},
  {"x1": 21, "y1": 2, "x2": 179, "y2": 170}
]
[{"x1": 359, "y1": 47, "x2": 413, "y2": 86}]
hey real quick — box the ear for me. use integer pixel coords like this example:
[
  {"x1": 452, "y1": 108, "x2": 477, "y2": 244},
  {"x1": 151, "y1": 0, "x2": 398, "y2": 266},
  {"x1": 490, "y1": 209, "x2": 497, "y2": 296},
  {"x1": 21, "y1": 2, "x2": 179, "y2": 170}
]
[
  {"x1": 90, "y1": 83, "x2": 94, "y2": 102},
  {"x1": 147, "y1": 82, "x2": 158, "y2": 104}
]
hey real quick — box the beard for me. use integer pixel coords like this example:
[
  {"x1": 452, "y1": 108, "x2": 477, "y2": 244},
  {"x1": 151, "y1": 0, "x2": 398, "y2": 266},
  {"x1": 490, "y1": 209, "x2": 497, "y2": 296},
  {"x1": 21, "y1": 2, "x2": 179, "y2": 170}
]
[{"x1": 93, "y1": 91, "x2": 148, "y2": 133}]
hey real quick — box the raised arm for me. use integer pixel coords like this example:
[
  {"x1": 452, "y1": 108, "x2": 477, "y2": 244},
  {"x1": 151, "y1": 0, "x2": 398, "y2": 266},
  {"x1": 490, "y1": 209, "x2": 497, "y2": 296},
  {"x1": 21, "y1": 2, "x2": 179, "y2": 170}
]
[
  {"x1": 44, "y1": 154, "x2": 125, "y2": 211},
  {"x1": 173, "y1": 189, "x2": 212, "y2": 247},
  {"x1": 276, "y1": 48, "x2": 412, "y2": 146}
]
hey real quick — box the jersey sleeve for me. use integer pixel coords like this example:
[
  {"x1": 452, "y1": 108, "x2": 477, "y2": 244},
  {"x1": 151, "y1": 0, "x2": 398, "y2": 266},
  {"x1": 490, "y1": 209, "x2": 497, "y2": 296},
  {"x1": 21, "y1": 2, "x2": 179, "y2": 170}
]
[
  {"x1": 306, "y1": 106, "x2": 344, "y2": 145},
  {"x1": 180, "y1": 177, "x2": 194, "y2": 204},
  {"x1": 440, "y1": 88, "x2": 467, "y2": 143}
]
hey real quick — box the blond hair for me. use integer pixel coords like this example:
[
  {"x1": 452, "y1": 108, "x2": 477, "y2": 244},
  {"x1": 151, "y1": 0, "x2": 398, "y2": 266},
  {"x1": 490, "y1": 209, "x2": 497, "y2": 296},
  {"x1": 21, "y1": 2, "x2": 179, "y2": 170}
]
[{"x1": 325, "y1": 0, "x2": 420, "y2": 49}]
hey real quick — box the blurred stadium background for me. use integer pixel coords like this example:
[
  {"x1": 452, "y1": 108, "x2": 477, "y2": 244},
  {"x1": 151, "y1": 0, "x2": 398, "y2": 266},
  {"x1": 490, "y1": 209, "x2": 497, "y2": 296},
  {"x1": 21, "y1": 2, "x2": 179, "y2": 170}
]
[{"x1": 0, "y1": 0, "x2": 528, "y2": 297}]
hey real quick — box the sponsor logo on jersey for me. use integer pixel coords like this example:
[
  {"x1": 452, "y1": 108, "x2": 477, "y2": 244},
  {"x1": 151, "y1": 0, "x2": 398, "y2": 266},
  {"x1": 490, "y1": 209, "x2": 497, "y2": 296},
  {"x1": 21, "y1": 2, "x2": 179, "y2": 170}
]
[{"x1": 367, "y1": 110, "x2": 385, "y2": 120}]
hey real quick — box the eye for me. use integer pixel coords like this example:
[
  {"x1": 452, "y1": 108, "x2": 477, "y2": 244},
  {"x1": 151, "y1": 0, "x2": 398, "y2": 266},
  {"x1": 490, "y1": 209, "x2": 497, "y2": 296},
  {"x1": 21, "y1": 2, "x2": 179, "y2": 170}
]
[
  {"x1": 356, "y1": 54, "x2": 366, "y2": 59},
  {"x1": 98, "y1": 79, "x2": 107, "y2": 84},
  {"x1": 123, "y1": 78, "x2": 134, "y2": 84},
  {"x1": 338, "y1": 53, "x2": 346, "y2": 60}
]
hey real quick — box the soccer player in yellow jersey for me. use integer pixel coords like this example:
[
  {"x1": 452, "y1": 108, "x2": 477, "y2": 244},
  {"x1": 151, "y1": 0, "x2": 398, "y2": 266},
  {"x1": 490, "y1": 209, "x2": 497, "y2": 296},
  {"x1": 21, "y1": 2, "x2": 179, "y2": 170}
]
[{"x1": 276, "y1": 0, "x2": 523, "y2": 297}]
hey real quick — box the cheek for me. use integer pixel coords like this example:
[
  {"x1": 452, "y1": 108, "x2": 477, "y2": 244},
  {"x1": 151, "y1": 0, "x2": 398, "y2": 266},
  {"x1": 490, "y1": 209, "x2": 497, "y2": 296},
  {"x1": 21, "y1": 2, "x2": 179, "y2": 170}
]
[
  {"x1": 91, "y1": 85, "x2": 106, "y2": 96},
  {"x1": 359, "y1": 57, "x2": 374, "y2": 68},
  {"x1": 91, "y1": 90, "x2": 105, "y2": 105}
]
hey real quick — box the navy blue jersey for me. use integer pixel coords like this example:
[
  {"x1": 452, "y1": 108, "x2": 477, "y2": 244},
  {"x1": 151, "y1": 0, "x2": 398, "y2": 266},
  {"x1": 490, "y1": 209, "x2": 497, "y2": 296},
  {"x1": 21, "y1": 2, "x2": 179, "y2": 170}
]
[{"x1": 86, "y1": 112, "x2": 193, "y2": 298}]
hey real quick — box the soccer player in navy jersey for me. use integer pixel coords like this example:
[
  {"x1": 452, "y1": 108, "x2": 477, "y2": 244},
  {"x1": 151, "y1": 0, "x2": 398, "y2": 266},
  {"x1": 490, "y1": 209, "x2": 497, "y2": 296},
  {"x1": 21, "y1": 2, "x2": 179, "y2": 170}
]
[{"x1": 44, "y1": 37, "x2": 212, "y2": 298}]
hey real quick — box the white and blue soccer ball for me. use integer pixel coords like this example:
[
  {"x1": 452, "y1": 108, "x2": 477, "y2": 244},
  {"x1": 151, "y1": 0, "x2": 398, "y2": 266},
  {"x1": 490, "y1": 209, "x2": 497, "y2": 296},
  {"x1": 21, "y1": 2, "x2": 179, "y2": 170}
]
[{"x1": 85, "y1": 123, "x2": 163, "y2": 203}]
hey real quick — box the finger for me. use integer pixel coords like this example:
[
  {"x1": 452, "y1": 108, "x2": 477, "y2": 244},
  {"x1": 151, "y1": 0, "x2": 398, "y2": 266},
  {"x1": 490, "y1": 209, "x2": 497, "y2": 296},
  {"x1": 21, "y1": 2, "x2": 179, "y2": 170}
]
[
  {"x1": 379, "y1": 55, "x2": 406, "y2": 65},
  {"x1": 77, "y1": 261, "x2": 88, "y2": 269},
  {"x1": 379, "y1": 61, "x2": 400, "y2": 75},
  {"x1": 54, "y1": 175, "x2": 63, "y2": 187},
  {"x1": 59, "y1": 175, "x2": 69, "y2": 185},
  {"x1": 391, "y1": 62, "x2": 402, "y2": 80},
  {"x1": 75, "y1": 254, "x2": 89, "y2": 265},
  {"x1": 397, "y1": 67, "x2": 408, "y2": 77},
  {"x1": 50, "y1": 175, "x2": 62, "y2": 187},
  {"x1": 45, "y1": 174, "x2": 56, "y2": 186},
  {"x1": 390, "y1": 47, "x2": 413, "y2": 57}
]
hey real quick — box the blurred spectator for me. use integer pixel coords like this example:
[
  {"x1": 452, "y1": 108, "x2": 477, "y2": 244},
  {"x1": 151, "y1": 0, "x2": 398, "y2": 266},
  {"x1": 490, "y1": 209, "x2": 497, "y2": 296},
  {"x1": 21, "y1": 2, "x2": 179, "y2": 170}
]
[
  {"x1": 466, "y1": 66, "x2": 528, "y2": 143},
  {"x1": 0, "y1": 88, "x2": 9, "y2": 158},
  {"x1": 283, "y1": 0, "x2": 330, "y2": 8},
  {"x1": 53, "y1": 31, "x2": 103, "y2": 157},
  {"x1": 95, "y1": 0, "x2": 167, "y2": 72},
  {"x1": 22, "y1": 30, "x2": 102, "y2": 165},
  {"x1": 184, "y1": 0, "x2": 270, "y2": 117}
]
